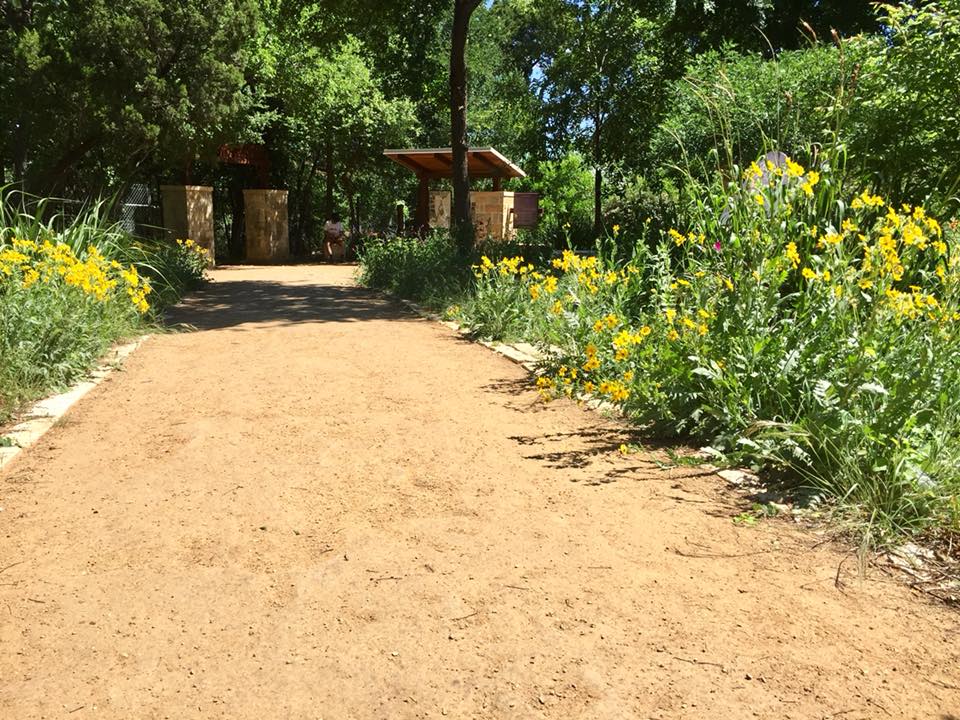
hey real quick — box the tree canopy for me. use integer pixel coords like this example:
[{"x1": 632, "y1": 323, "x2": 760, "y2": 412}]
[{"x1": 2, "y1": 0, "x2": 956, "y2": 250}]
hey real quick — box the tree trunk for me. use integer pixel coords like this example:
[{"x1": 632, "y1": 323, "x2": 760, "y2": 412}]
[
  {"x1": 297, "y1": 155, "x2": 320, "y2": 257},
  {"x1": 348, "y1": 192, "x2": 358, "y2": 235},
  {"x1": 324, "y1": 136, "x2": 335, "y2": 220},
  {"x1": 450, "y1": 0, "x2": 482, "y2": 253},
  {"x1": 592, "y1": 120, "x2": 603, "y2": 237},
  {"x1": 594, "y1": 165, "x2": 603, "y2": 238},
  {"x1": 11, "y1": 119, "x2": 27, "y2": 185},
  {"x1": 37, "y1": 133, "x2": 102, "y2": 195},
  {"x1": 290, "y1": 156, "x2": 308, "y2": 255}
]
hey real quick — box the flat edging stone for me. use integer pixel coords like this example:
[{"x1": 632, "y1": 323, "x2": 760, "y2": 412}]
[{"x1": 0, "y1": 337, "x2": 148, "y2": 472}]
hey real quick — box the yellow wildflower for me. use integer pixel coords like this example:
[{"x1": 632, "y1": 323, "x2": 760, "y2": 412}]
[
  {"x1": 786, "y1": 158, "x2": 805, "y2": 177},
  {"x1": 785, "y1": 242, "x2": 801, "y2": 268}
]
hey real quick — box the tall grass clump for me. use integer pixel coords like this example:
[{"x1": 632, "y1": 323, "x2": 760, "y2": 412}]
[
  {"x1": 358, "y1": 229, "x2": 553, "y2": 309},
  {"x1": 358, "y1": 230, "x2": 468, "y2": 305},
  {"x1": 456, "y1": 156, "x2": 960, "y2": 544},
  {"x1": 0, "y1": 193, "x2": 209, "y2": 420}
]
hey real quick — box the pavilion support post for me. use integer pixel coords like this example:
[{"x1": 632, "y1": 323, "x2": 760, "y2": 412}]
[
  {"x1": 415, "y1": 174, "x2": 431, "y2": 235},
  {"x1": 492, "y1": 176, "x2": 502, "y2": 192}
]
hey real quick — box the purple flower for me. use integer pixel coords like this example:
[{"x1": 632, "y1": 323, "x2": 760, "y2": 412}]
[{"x1": 713, "y1": 241, "x2": 722, "y2": 252}]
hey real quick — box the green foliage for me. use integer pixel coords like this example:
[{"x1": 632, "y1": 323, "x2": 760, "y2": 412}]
[
  {"x1": 357, "y1": 230, "x2": 553, "y2": 309},
  {"x1": 512, "y1": 0, "x2": 673, "y2": 232},
  {"x1": 525, "y1": 152, "x2": 596, "y2": 246},
  {"x1": 422, "y1": 155, "x2": 960, "y2": 544},
  {"x1": 666, "y1": 0, "x2": 878, "y2": 53},
  {"x1": 467, "y1": 3, "x2": 545, "y2": 159},
  {"x1": 0, "y1": 197, "x2": 206, "y2": 420},
  {"x1": 853, "y1": 1, "x2": 960, "y2": 210},
  {"x1": 649, "y1": 44, "x2": 856, "y2": 182},
  {"x1": 269, "y1": 30, "x2": 418, "y2": 247},
  {"x1": 358, "y1": 232, "x2": 470, "y2": 306},
  {"x1": 0, "y1": 0, "x2": 259, "y2": 194}
]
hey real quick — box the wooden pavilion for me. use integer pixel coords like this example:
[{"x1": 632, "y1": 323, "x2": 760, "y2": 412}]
[{"x1": 383, "y1": 147, "x2": 539, "y2": 241}]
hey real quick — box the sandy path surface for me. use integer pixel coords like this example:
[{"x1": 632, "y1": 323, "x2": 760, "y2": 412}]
[{"x1": 0, "y1": 264, "x2": 957, "y2": 719}]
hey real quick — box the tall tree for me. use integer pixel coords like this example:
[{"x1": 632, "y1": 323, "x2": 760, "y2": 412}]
[
  {"x1": 666, "y1": 0, "x2": 879, "y2": 53},
  {"x1": 451, "y1": 0, "x2": 483, "y2": 250},
  {"x1": 273, "y1": 34, "x2": 416, "y2": 253},
  {"x1": 467, "y1": 3, "x2": 543, "y2": 161},
  {"x1": 0, "y1": 0, "x2": 259, "y2": 195},
  {"x1": 522, "y1": 0, "x2": 670, "y2": 235}
]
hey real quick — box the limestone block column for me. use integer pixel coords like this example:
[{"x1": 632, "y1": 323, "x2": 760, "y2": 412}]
[
  {"x1": 243, "y1": 189, "x2": 289, "y2": 263},
  {"x1": 470, "y1": 191, "x2": 507, "y2": 242},
  {"x1": 501, "y1": 191, "x2": 516, "y2": 242},
  {"x1": 160, "y1": 185, "x2": 215, "y2": 266}
]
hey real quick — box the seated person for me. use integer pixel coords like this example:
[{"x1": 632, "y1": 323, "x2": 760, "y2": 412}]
[{"x1": 324, "y1": 213, "x2": 346, "y2": 262}]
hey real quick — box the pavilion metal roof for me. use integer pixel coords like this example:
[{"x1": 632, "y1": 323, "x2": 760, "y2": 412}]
[{"x1": 383, "y1": 147, "x2": 526, "y2": 179}]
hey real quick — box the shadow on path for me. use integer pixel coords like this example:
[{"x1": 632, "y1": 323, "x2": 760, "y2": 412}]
[{"x1": 166, "y1": 279, "x2": 416, "y2": 331}]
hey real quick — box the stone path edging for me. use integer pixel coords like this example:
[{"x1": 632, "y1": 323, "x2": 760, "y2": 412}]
[
  {"x1": 0, "y1": 337, "x2": 148, "y2": 472},
  {"x1": 399, "y1": 299, "x2": 625, "y2": 416},
  {"x1": 396, "y1": 299, "x2": 766, "y2": 481}
]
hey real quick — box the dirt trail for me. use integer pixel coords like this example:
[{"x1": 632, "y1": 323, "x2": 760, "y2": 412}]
[{"x1": 0, "y1": 264, "x2": 957, "y2": 719}]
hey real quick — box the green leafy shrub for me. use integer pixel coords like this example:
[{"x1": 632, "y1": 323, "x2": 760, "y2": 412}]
[
  {"x1": 457, "y1": 155, "x2": 960, "y2": 543},
  {"x1": 357, "y1": 230, "x2": 554, "y2": 309},
  {"x1": 357, "y1": 231, "x2": 469, "y2": 305},
  {"x1": 649, "y1": 44, "x2": 856, "y2": 182},
  {"x1": 853, "y1": 0, "x2": 960, "y2": 210},
  {"x1": 0, "y1": 197, "x2": 208, "y2": 419}
]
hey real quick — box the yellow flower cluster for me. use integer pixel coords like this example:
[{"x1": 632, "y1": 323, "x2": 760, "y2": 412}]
[
  {"x1": 797, "y1": 195, "x2": 952, "y2": 320},
  {"x1": 473, "y1": 254, "x2": 536, "y2": 279},
  {"x1": 176, "y1": 238, "x2": 211, "y2": 264},
  {"x1": 0, "y1": 238, "x2": 151, "y2": 313},
  {"x1": 668, "y1": 229, "x2": 706, "y2": 246},
  {"x1": 745, "y1": 157, "x2": 820, "y2": 197},
  {"x1": 883, "y1": 287, "x2": 950, "y2": 322}
]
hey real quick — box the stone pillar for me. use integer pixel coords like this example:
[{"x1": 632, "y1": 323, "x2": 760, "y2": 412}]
[
  {"x1": 471, "y1": 191, "x2": 512, "y2": 242},
  {"x1": 502, "y1": 191, "x2": 516, "y2": 242},
  {"x1": 243, "y1": 189, "x2": 289, "y2": 263},
  {"x1": 160, "y1": 185, "x2": 215, "y2": 266}
]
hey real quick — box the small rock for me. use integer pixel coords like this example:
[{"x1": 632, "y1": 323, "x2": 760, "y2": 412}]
[{"x1": 717, "y1": 469, "x2": 757, "y2": 486}]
